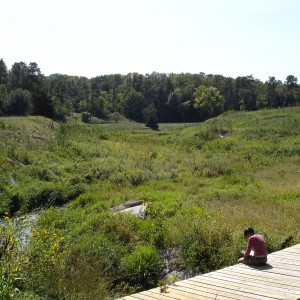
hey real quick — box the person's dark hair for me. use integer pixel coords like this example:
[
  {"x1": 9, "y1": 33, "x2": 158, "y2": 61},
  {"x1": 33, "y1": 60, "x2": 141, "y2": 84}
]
[{"x1": 244, "y1": 227, "x2": 255, "y2": 236}]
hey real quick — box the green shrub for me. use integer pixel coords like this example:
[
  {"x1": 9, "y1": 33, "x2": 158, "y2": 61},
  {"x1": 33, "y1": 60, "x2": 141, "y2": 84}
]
[
  {"x1": 21, "y1": 184, "x2": 84, "y2": 211},
  {"x1": 168, "y1": 207, "x2": 237, "y2": 273},
  {"x1": 121, "y1": 245, "x2": 162, "y2": 289},
  {"x1": 0, "y1": 188, "x2": 21, "y2": 215},
  {"x1": 81, "y1": 112, "x2": 91, "y2": 123},
  {"x1": 200, "y1": 157, "x2": 233, "y2": 177},
  {"x1": 126, "y1": 169, "x2": 147, "y2": 186},
  {"x1": 60, "y1": 235, "x2": 121, "y2": 299},
  {"x1": 69, "y1": 193, "x2": 95, "y2": 208},
  {"x1": 26, "y1": 166, "x2": 55, "y2": 181}
]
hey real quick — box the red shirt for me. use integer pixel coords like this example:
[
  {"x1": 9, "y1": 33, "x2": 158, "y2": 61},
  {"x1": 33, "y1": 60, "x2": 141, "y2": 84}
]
[{"x1": 244, "y1": 234, "x2": 267, "y2": 257}]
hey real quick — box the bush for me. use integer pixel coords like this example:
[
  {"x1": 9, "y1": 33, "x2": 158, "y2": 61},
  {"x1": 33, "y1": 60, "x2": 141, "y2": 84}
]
[
  {"x1": 0, "y1": 188, "x2": 21, "y2": 215},
  {"x1": 5, "y1": 89, "x2": 31, "y2": 115},
  {"x1": 121, "y1": 245, "x2": 162, "y2": 289},
  {"x1": 21, "y1": 184, "x2": 84, "y2": 211},
  {"x1": 168, "y1": 207, "x2": 238, "y2": 274},
  {"x1": 126, "y1": 169, "x2": 147, "y2": 186},
  {"x1": 81, "y1": 112, "x2": 91, "y2": 123}
]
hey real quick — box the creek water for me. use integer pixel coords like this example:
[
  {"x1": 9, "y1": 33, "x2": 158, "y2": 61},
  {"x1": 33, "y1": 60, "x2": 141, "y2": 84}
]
[{"x1": 0, "y1": 211, "x2": 40, "y2": 245}]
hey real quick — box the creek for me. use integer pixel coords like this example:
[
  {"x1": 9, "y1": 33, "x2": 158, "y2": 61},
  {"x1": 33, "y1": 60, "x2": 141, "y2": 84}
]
[{"x1": 0, "y1": 211, "x2": 41, "y2": 245}]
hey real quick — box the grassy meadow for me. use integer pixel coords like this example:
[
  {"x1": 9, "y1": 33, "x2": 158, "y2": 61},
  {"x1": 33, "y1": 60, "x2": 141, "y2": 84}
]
[{"x1": 0, "y1": 108, "x2": 300, "y2": 299}]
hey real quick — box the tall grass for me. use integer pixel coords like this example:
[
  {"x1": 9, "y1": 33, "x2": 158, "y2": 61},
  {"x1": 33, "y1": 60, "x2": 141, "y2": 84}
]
[{"x1": 0, "y1": 108, "x2": 300, "y2": 298}]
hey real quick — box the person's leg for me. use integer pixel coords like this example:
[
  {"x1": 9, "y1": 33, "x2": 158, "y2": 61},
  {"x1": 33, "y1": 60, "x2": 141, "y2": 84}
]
[
  {"x1": 252, "y1": 256, "x2": 267, "y2": 266},
  {"x1": 238, "y1": 257, "x2": 245, "y2": 263},
  {"x1": 238, "y1": 256, "x2": 253, "y2": 265}
]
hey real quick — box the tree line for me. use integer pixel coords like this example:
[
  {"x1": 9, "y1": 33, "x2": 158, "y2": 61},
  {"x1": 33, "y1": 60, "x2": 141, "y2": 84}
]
[{"x1": 0, "y1": 58, "x2": 299, "y2": 128}]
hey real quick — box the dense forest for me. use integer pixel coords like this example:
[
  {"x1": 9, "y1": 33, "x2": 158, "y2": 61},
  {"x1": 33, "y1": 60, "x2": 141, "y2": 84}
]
[{"x1": 0, "y1": 59, "x2": 299, "y2": 128}]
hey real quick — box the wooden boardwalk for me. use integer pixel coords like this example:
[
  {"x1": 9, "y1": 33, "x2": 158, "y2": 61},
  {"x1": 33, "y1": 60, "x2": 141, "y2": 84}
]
[{"x1": 117, "y1": 243, "x2": 300, "y2": 300}]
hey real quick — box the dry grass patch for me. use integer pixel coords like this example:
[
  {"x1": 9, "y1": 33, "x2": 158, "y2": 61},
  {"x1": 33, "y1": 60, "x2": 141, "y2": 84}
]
[{"x1": 257, "y1": 161, "x2": 300, "y2": 193}]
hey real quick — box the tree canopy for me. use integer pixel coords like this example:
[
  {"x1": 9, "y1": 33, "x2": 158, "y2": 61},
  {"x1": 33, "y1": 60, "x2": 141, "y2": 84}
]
[{"x1": 0, "y1": 58, "x2": 299, "y2": 125}]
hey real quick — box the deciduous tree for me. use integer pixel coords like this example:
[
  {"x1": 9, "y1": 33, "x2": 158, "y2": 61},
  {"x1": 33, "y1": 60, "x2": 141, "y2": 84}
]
[
  {"x1": 143, "y1": 104, "x2": 159, "y2": 130},
  {"x1": 193, "y1": 85, "x2": 225, "y2": 119},
  {"x1": 5, "y1": 88, "x2": 31, "y2": 115},
  {"x1": 0, "y1": 58, "x2": 8, "y2": 86},
  {"x1": 121, "y1": 88, "x2": 145, "y2": 122}
]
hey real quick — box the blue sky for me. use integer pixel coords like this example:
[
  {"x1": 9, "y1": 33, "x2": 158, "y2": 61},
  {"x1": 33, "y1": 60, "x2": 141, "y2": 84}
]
[{"x1": 1, "y1": 0, "x2": 299, "y2": 82}]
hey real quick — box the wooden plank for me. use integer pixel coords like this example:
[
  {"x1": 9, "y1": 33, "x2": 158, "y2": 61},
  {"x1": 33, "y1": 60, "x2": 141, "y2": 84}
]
[
  {"x1": 176, "y1": 279, "x2": 281, "y2": 300},
  {"x1": 213, "y1": 268, "x2": 300, "y2": 290},
  {"x1": 270, "y1": 252, "x2": 300, "y2": 258},
  {"x1": 131, "y1": 292, "x2": 172, "y2": 300},
  {"x1": 235, "y1": 264, "x2": 300, "y2": 279},
  {"x1": 170, "y1": 282, "x2": 259, "y2": 300},
  {"x1": 175, "y1": 281, "x2": 260, "y2": 300},
  {"x1": 205, "y1": 272, "x2": 300, "y2": 296},
  {"x1": 188, "y1": 276, "x2": 296, "y2": 300},
  {"x1": 169, "y1": 285, "x2": 237, "y2": 300},
  {"x1": 266, "y1": 262, "x2": 300, "y2": 271},
  {"x1": 142, "y1": 289, "x2": 203, "y2": 300},
  {"x1": 257, "y1": 260, "x2": 300, "y2": 271},
  {"x1": 268, "y1": 255, "x2": 299, "y2": 261},
  {"x1": 121, "y1": 296, "x2": 146, "y2": 300},
  {"x1": 269, "y1": 255, "x2": 300, "y2": 263},
  {"x1": 139, "y1": 290, "x2": 173, "y2": 300},
  {"x1": 143, "y1": 288, "x2": 217, "y2": 300},
  {"x1": 270, "y1": 252, "x2": 300, "y2": 259},
  {"x1": 272, "y1": 248, "x2": 300, "y2": 255},
  {"x1": 235, "y1": 263, "x2": 300, "y2": 278},
  {"x1": 227, "y1": 265, "x2": 300, "y2": 286}
]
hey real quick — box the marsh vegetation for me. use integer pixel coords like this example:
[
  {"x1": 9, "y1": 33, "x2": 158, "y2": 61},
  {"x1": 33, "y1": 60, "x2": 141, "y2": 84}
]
[{"x1": 0, "y1": 107, "x2": 300, "y2": 299}]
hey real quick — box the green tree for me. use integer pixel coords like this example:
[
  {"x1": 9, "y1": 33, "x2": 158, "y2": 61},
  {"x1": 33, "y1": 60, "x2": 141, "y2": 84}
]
[
  {"x1": 0, "y1": 58, "x2": 8, "y2": 86},
  {"x1": 27, "y1": 62, "x2": 43, "y2": 91},
  {"x1": 255, "y1": 80, "x2": 267, "y2": 109},
  {"x1": 5, "y1": 88, "x2": 31, "y2": 115},
  {"x1": 284, "y1": 75, "x2": 298, "y2": 106},
  {"x1": 81, "y1": 111, "x2": 91, "y2": 123},
  {"x1": 285, "y1": 75, "x2": 298, "y2": 89},
  {"x1": 143, "y1": 104, "x2": 159, "y2": 130},
  {"x1": 193, "y1": 85, "x2": 225, "y2": 119},
  {"x1": 107, "y1": 111, "x2": 124, "y2": 123},
  {"x1": 9, "y1": 62, "x2": 29, "y2": 90},
  {"x1": 122, "y1": 88, "x2": 145, "y2": 122},
  {"x1": 266, "y1": 77, "x2": 282, "y2": 108},
  {"x1": 0, "y1": 84, "x2": 8, "y2": 113},
  {"x1": 235, "y1": 76, "x2": 257, "y2": 111},
  {"x1": 89, "y1": 95, "x2": 107, "y2": 118},
  {"x1": 31, "y1": 88, "x2": 55, "y2": 118},
  {"x1": 166, "y1": 88, "x2": 184, "y2": 121}
]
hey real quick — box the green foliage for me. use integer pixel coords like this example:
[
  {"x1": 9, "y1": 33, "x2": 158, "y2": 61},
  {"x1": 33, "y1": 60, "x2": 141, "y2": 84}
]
[
  {"x1": 31, "y1": 88, "x2": 55, "y2": 118},
  {"x1": 0, "y1": 213, "x2": 26, "y2": 299},
  {"x1": 121, "y1": 244, "x2": 162, "y2": 289},
  {"x1": 121, "y1": 88, "x2": 145, "y2": 122},
  {"x1": 167, "y1": 207, "x2": 238, "y2": 274},
  {"x1": 16, "y1": 183, "x2": 84, "y2": 212},
  {"x1": 1, "y1": 58, "x2": 300, "y2": 124},
  {"x1": 0, "y1": 188, "x2": 21, "y2": 215},
  {"x1": 0, "y1": 84, "x2": 8, "y2": 113},
  {"x1": 0, "y1": 108, "x2": 300, "y2": 299},
  {"x1": 5, "y1": 89, "x2": 32, "y2": 115},
  {"x1": 143, "y1": 104, "x2": 159, "y2": 130},
  {"x1": 193, "y1": 85, "x2": 225, "y2": 119},
  {"x1": 81, "y1": 111, "x2": 91, "y2": 123}
]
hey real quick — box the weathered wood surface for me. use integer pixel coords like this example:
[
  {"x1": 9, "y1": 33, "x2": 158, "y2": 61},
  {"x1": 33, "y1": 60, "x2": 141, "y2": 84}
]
[{"x1": 116, "y1": 244, "x2": 300, "y2": 299}]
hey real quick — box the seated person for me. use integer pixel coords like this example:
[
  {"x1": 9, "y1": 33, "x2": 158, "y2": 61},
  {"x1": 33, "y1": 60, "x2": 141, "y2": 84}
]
[{"x1": 238, "y1": 227, "x2": 267, "y2": 266}]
